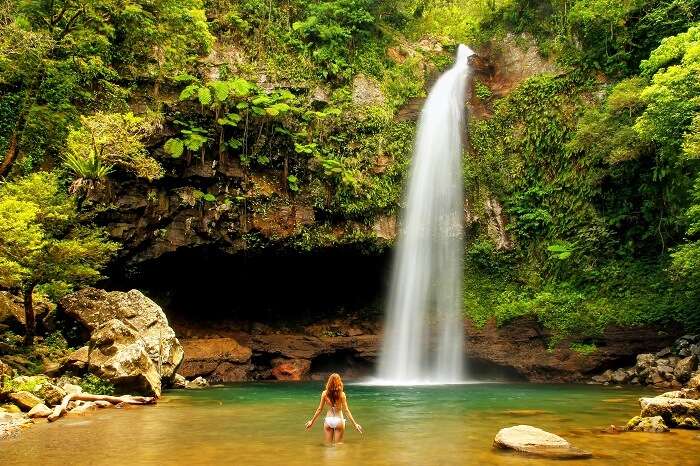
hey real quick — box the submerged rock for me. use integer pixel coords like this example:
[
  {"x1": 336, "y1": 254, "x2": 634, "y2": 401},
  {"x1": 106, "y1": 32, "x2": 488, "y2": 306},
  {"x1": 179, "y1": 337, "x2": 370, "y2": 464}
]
[
  {"x1": 626, "y1": 416, "x2": 669, "y2": 433},
  {"x1": 0, "y1": 412, "x2": 30, "y2": 439},
  {"x1": 493, "y1": 425, "x2": 592, "y2": 459},
  {"x1": 61, "y1": 288, "x2": 184, "y2": 381},
  {"x1": 88, "y1": 319, "x2": 161, "y2": 397}
]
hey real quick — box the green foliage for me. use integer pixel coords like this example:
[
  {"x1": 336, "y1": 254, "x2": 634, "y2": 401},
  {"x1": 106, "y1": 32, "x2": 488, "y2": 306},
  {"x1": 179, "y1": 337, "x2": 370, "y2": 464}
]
[
  {"x1": 570, "y1": 342, "x2": 597, "y2": 355},
  {"x1": 65, "y1": 113, "x2": 163, "y2": 181},
  {"x1": 0, "y1": 0, "x2": 213, "y2": 174},
  {"x1": 79, "y1": 374, "x2": 115, "y2": 396},
  {"x1": 0, "y1": 172, "x2": 119, "y2": 341},
  {"x1": 292, "y1": 0, "x2": 376, "y2": 78}
]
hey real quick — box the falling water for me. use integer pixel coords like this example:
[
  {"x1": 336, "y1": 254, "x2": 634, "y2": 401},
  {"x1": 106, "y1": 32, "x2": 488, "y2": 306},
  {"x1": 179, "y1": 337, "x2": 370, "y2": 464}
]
[{"x1": 377, "y1": 44, "x2": 475, "y2": 385}]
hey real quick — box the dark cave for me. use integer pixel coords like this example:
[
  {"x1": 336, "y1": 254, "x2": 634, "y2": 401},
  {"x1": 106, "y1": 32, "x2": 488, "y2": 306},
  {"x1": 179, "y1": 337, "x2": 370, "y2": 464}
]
[{"x1": 108, "y1": 246, "x2": 392, "y2": 324}]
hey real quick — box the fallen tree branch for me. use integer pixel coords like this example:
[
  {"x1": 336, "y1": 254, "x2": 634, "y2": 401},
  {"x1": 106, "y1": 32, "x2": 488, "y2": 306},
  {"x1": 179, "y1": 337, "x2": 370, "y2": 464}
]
[{"x1": 48, "y1": 393, "x2": 156, "y2": 422}]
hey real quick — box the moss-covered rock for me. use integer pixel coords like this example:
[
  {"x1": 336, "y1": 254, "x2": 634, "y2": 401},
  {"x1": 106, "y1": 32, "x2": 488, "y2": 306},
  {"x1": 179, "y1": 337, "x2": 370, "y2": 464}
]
[{"x1": 627, "y1": 415, "x2": 670, "y2": 433}]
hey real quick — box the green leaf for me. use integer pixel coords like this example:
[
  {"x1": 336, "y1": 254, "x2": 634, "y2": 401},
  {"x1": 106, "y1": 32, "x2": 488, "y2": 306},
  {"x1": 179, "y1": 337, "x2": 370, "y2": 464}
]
[
  {"x1": 164, "y1": 138, "x2": 184, "y2": 158},
  {"x1": 198, "y1": 87, "x2": 212, "y2": 106}
]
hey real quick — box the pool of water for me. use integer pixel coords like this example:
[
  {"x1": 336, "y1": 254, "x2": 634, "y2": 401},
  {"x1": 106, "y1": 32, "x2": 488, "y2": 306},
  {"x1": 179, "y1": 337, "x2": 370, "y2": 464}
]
[{"x1": 3, "y1": 383, "x2": 699, "y2": 465}]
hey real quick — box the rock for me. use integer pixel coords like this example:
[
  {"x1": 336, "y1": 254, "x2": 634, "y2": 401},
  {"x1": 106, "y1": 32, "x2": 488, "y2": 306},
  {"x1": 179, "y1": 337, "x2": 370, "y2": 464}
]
[
  {"x1": 172, "y1": 373, "x2": 187, "y2": 389},
  {"x1": 271, "y1": 358, "x2": 311, "y2": 381},
  {"x1": 674, "y1": 356, "x2": 698, "y2": 383},
  {"x1": 657, "y1": 365, "x2": 674, "y2": 380},
  {"x1": 28, "y1": 403, "x2": 52, "y2": 418},
  {"x1": 61, "y1": 288, "x2": 184, "y2": 381},
  {"x1": 70, "y1": 401, "x2": 98, "y2": 415},
  {"x1": 0, "y1": 412, "x2": 30, "y2": 440},
  {"x1": 87, "y1": 319, "x2": 162, "y2": 397},
  {"x1": 672, "y1": 416, "x2": 700, "y2": 429},
  {"x1": 179, "y1": 337, "x2": 251, "y2": 382},
  {"x1": 351, "y1": 74, "x2": 384, "y2": 106},
  {"x1": 689, "y1": 371, "x2": 700, "y2": 390},
  {"x1": 62, "y1": 383, "x2": 83, "y2": 395},
  {"x1": 493, "y1": 425, "x2": 592, "y2": 459},
  {"x1": 0, "y1": 291, "x2": 25, "y2": 332},
  {"x1": 62, "y1": 346, "x2": 90, "y2": 373},
  {"x1": 639, "y1": 395, "x2": 700, "y2": 426},
  {"x1": 690, "y1": 344, "x2": 700, "y2": 358},
  {"x1": 36, "y1": 381, "x2": 66, "y2": 406},
  {"x1": 185, "y1": 376, "x2": 208, "y2": 389},
  {"x1": 611, "y1": 368, "x2": 630, "y2": 384},
  {"x1": 656, "y1": 347, "x2": 672, "y2": 358},
  {"x1": 0, "y1": 404, "x2": 21, "y2": 413},
  {"x1": 8, "y1": 391, "x2": 44, "y2": 411},
  {"x1": 94, "y1": 400, "x2": 113, "y2": 408},
  {"x1": 627, "y1": 416, "x2": 669, "y2": 433},
  {"x1": 0, "y1": 358, "x2": 13, "y2": 379},
  {"x1": 636, "y1": 353, "x2": 656, "y2": 368}
]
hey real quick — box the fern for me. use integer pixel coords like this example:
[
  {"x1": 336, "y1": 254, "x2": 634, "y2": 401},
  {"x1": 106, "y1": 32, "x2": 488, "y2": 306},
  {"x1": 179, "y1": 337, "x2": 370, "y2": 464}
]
[{"x1": 63, "y1": 152, "x2": 112, "y2": 180}]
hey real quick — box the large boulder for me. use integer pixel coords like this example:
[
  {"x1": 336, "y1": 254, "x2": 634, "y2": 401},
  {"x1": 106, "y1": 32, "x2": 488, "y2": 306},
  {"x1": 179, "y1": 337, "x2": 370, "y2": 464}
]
[
  {"x1": 61, "y1": 288, "x2": 183, "y2": 381},
  {"x1": 493, "y1": 425, "x2": 592, "y2": 459},
  {"x1": 87, "y1": 319, "x2": 162, "y2": 397},
  {"x1": 639, "y1": 393, "x2": 700, "y2": 427}
]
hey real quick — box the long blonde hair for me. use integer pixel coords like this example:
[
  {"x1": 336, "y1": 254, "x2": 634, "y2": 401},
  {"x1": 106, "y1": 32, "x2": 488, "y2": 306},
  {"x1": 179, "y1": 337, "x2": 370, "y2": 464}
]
[{"x1": 325, "y1": 373, "x2": 343, "y2": 406}]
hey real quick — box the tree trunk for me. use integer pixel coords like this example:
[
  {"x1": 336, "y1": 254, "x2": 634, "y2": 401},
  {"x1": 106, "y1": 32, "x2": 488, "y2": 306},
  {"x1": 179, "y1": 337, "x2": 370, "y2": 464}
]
[
  {"x1": 23, "y1": 284, "x2": 36, "y2": 346},
  {"x1": 0, "y1": 132, "x2": 18, "y2": 177}
]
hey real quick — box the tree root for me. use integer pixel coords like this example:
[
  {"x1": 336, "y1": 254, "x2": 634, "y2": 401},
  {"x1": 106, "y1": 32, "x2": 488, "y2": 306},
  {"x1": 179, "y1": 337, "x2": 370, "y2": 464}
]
[{"x1": 47, "y1": 393, "x2": 156, "y2": 422}]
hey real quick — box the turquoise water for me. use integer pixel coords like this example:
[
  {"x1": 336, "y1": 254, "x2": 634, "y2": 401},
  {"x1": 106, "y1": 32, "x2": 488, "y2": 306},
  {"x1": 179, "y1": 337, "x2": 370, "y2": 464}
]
[{"x1": 3, "y1": 383, "x2": 699, "y2": 465}]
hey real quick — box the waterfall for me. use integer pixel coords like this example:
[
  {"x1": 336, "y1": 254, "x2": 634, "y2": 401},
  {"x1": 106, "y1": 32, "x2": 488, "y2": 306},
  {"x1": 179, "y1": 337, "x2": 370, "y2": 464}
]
[{"x1": 377, "y1": 44, "x2": 475, "y2": 385}]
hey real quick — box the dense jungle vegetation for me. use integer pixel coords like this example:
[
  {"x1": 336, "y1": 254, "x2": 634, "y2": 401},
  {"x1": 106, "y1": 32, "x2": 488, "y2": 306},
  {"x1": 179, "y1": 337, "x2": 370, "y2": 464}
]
[{"x1": 1, "y1": 0, "x2": 699, "y2": 348}]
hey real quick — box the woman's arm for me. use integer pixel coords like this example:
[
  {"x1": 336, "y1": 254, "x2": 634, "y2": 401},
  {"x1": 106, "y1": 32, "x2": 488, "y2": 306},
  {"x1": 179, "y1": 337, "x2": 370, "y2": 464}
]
[
  {"x1": 305, "y1": 391, "x2": 326, "y2": 430},
  {"x1": 341, "y1": 393, "x2": 363, "y2": 433}
]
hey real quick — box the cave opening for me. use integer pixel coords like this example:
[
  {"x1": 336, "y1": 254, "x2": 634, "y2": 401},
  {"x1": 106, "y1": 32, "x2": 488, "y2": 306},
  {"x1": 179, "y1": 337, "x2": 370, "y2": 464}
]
[{"x1": 109, "y1": 246, "x2": 391, "y2": 327}]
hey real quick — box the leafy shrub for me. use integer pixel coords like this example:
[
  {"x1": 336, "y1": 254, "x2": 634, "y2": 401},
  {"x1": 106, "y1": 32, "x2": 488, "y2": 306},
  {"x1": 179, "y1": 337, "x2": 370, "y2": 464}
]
[{"x1": 79, "y1": 374, "x2": 115, "y2": 396}]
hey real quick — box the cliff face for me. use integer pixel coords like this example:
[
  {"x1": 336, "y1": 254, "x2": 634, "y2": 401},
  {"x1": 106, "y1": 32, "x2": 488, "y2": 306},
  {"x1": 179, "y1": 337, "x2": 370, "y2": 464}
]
[{"x1": 165, "y1": 316, "x2": 678, "y2": 383}]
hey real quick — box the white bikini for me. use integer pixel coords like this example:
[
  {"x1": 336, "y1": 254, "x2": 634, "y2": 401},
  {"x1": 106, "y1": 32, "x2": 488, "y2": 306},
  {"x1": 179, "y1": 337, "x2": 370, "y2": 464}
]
[{"x1": 323, "y1": 399, "x2": 345, "y2": 429}]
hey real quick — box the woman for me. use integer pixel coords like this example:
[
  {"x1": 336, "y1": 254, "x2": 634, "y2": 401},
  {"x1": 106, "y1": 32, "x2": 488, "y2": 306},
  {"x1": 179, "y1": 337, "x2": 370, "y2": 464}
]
[{"x1": 305, "y1": 373, "x2": 363, "y2": 444}]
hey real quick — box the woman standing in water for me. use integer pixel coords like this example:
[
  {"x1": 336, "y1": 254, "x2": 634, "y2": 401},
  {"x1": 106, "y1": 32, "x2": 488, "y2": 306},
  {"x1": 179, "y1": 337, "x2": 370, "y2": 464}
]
[{"x1": 305, "y1": 373, "x2": 363, "y2": 444}]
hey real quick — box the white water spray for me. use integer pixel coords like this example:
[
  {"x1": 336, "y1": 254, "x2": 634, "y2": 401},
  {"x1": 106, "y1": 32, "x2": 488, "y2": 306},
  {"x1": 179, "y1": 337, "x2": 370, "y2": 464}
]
[{"x1": 376, "y1": 44, "x2": 475, "y2": 385}]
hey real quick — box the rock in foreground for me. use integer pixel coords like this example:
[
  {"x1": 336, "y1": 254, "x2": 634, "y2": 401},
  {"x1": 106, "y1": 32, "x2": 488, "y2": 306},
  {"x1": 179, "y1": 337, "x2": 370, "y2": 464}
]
[
  {"x1": 61, "y1": 288, "x2": 183, "y2": 381},
  {"x1": 87, "y1": 319, "x2": 162, "y2": 397},
  {"x1": 493, "y1": 425, "x2": 593, "y2": 459}
]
